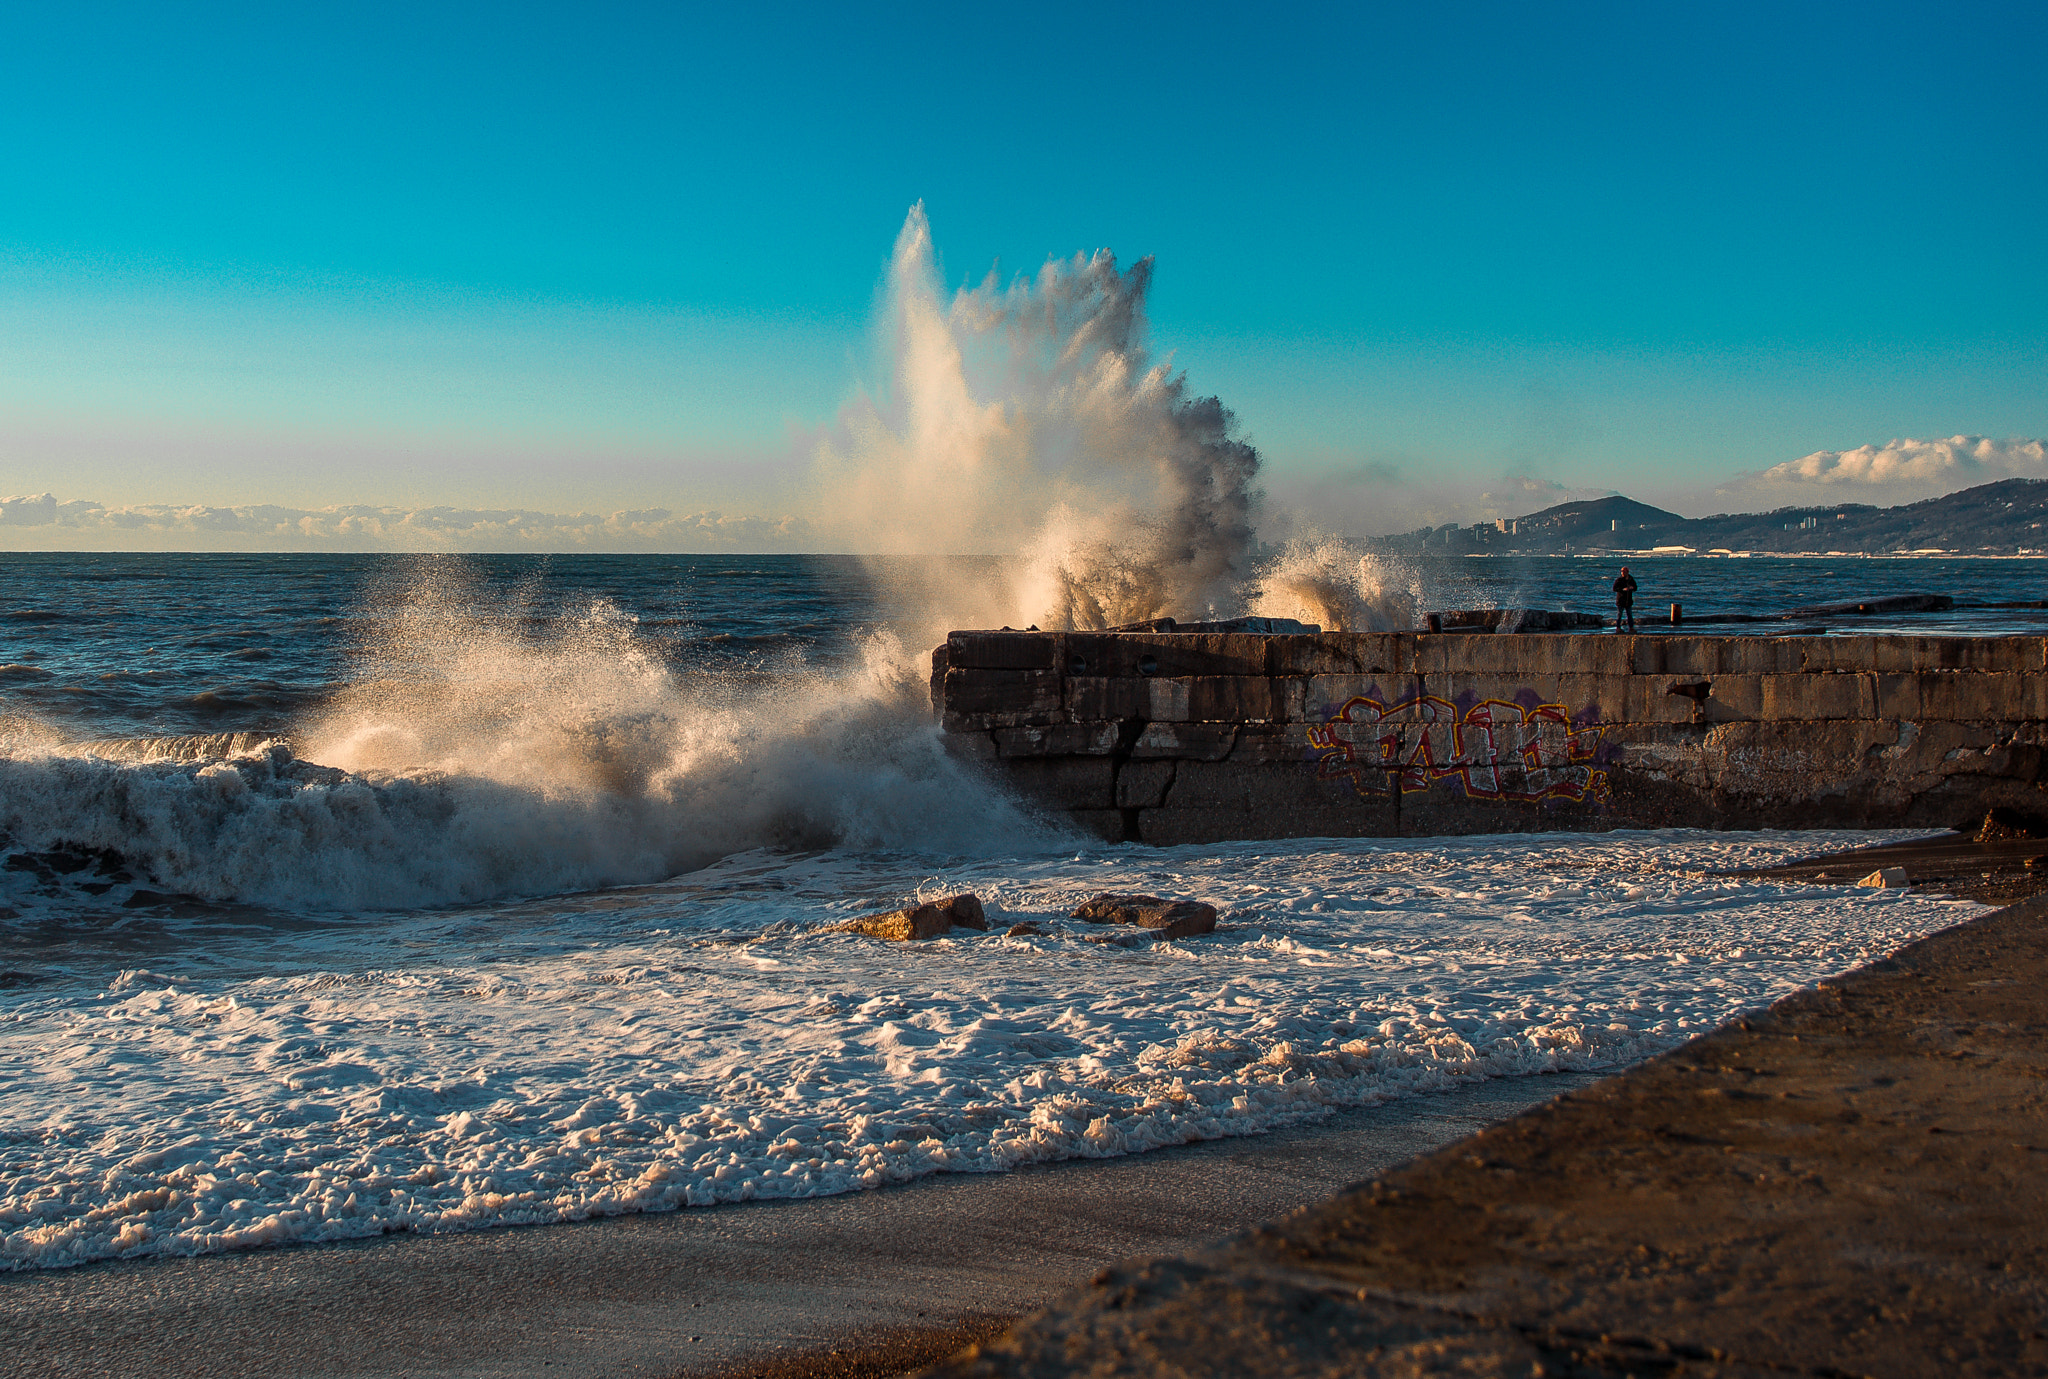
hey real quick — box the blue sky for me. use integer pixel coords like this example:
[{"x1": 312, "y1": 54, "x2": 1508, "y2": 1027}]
[{"x1": 1, "y1": 1, "x2": 2042, "y2": 541}]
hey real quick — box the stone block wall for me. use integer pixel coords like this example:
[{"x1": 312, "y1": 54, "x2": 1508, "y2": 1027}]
[{"x1": 933, "y1": 629, "x2": 2048, "y2": 843}]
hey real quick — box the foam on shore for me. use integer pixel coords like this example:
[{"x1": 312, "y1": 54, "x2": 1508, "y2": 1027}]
[{"x1": 0, "y1": 829, "x2": 1976, "y2": 1270}]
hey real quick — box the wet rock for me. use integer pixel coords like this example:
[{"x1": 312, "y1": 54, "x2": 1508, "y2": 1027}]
[
  {"x1": 1005, "y1": 922, "x2": 1045, "y2": 937},
  {"x1": 829, "y1": 893, "x2": 988, "y2": 941},
  {"x1": 1787, "y1": 593, "x2": 1953, "y2": 617},
  {"x1": 946, "y1": 893, "x2": 989, "y2": 930},
  {"x1": 1974, "y1": 806, "x2": 2048, "y2": 842},
  {"x1": 1072, "y1": 893, "x2": 1219, "y2": 939},
  {"x1": 1857, "y1": 867, "x2": 1910, "y2": 889}
]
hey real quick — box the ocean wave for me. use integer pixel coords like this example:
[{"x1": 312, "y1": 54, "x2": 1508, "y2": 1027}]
[{"x1": 0, "y1": 574, "x2": 1051, "y2": 911}]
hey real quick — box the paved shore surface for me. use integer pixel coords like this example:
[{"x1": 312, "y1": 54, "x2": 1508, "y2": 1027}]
[
  {"x1": 927, "y1": 893, "x2": 2048, "y2": 1378},
  {"x1": 0, "y1": 1077, "x2": 1592, "y2": 1379},
  {"x1": 1735, "y1": 828, "x2": 2048, "y2": 905}
]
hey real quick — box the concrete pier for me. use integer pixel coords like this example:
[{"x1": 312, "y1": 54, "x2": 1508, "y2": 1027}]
[{"x1": 934, "y1": 629, "x2": 2048, "y2": 841}]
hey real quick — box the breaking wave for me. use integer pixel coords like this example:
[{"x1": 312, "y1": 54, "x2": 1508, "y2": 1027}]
[
  {"x1": 0, "y1": 209, "x2": 1374, "y2": 910},
  {"x1": 0, "y1": 565, "x2": 1051, "y2": 911}
]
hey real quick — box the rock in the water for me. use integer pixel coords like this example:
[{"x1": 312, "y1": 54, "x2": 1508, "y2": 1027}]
[
  {"x1": 945, "y1": 892, "x2": 989, "y2": 930},
  {"x1": 1857, "y1": 867, "x2": 1910, "y2": 889},
  {"x1": 1005, "y1": 922, "x2": 1044, "y2": 937},
  {"x1": 1071, "y1": 893, "x2": 1218, "y2": 939},
  {"x1": 828, "y1": 892, "x2": 987, "y2": 941}
]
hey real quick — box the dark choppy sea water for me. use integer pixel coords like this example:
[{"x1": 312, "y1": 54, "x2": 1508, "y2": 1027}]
[
  {"x1": 0, "y1": 553, "x2": 891, "y2": 741},
  {"x1": 0, "y1": 551, "x2": 2001, "y2": 1271},
  {"x1": 3, "y1": 551, "x2": 2042, "y2": 741}
]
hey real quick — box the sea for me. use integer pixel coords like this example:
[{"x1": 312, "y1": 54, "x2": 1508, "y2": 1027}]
[{"x1": 1, "y1": 550, "x2": 2032, "y2": 1271}]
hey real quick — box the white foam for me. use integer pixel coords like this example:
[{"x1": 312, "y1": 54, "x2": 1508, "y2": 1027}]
[
  {"x1": 0, "y1": 828, "x2": 1976, "y2": 1270},
  {"x1": 0, "y1": 618, "x2": 1052, "y2": 911}
]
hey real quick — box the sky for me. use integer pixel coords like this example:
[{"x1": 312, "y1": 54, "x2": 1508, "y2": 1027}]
[{"x1": 1, "y1": 0, "x2": 2043, "y2": 548}]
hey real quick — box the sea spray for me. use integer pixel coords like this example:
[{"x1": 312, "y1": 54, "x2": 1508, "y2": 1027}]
[
  {"x1": 0, "y1": 562, "x2": 1054, "y2": 910},
  {"x1": 817, "y1": 204, "x2": 1263, "y2": 633},
  {"x1": 1248, "y1": 537, "x2": 1423, "y2": 631}
]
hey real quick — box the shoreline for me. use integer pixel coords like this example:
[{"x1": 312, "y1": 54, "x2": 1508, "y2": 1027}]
[
  {"x1": 931, "y1": 890, "x2": 2048, "y2": 1377},
  {"x1": 0, "y1": 1074, "x2": 1596, "y2": 1379}
]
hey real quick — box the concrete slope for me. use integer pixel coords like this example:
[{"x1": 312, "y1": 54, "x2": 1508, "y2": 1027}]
[{"x1": 925, "y1": 896, "x2": 2048, "y2": 1378}]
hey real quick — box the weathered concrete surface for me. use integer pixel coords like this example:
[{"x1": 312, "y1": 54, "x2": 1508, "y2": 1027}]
[
  {"x1": 922, "y1": 896, "x2": 2048, "y2": 1379},
  {"x1": 937, "y1": 630, "x2": 2048, "y2": 842}
]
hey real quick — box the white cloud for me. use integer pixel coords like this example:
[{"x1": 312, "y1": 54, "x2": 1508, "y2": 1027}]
[
  {"x1": 0, "y1": 496, "x2": 815, "y2": 552},
  {"x1": 1712, "y1": 435, "x2": 2048, "y2": 509}
]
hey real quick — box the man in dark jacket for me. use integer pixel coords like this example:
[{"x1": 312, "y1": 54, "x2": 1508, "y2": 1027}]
[{"x1": 1613, "y1": 566, "x2": 1638, "y2": 633}]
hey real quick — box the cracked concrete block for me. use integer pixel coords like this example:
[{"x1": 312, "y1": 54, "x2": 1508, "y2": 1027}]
[
  {"x1": 1541, "y1": 635, "x2": 1646, "y2": 677},
  {"x1": 993, "y1": 721, "x2": 1121, "y2": 756},
  {"x1": 1273, "y1": 677, "x2": 1308, "y2": 722},
  {"x1": 998, "y1": 757, "x2": 1117, "y2": 810},
  {"x1": 942, "y1": 667, "x2": 1063, "y2": 728},
  {"x1": 1414, "y1": 634, "x2": 1565, "y2": 676},
  {"x1": 1625, "y1": 676, "x2": 1708, "y2": 725},
  {"x1": 1430, "y1": 673, "x2": 1617, "y2": 722},
  {"x1": 1914, "y1": 637, "x2": 2040, "y2": 673},
  {"x1": 1267, "y1": 633, "x2": 1416, "y2": 676},
  {"x1": 1228, "y1": 725, "x2": 1318, "y2": 764},
  {"x1": 1115, "y1": 760, "x2": 1177, "y2": 808},
  {"x1": 1066, "y1": 677, "x2": 1176, "y2": 721},
  {"x1": 1131, "y1": 723, "x2": 1238, "y2": 760},
  {"x1": 1301, "y1": 675, "x2": 1428, "y2": 721},
  {"x1": 1061, "y1": 632, "x2": 1268, "y2": 679},
  {"x1": 1920, "y1": 672, "x2": 2023, "y2": 721},
  {"x1": 1761, "y1": 673, "x2": 1873, "y2": 721},
  {"x1": 1061, "y1": 809, "x2": 1128, "y2": 842},
  {"x1": 1657, "y1": 639, "x2": 1720, "y2": 676},
  {"x1": 1186, "y1": 676, "x2": 1281, "y2": 722},
  {"x1": 941, "y1": 730, "x2": 998, "y2": 765},
  {"x1": 1703, "y1": 674, "x2": 1763, "y2": 721},
  {"x1": 1718, "y1": 638, "x2": 1809, "y2": 674},
  {"x1": 944, "y1": 630, "x2": 1061, "y2": 670},
  {"x1": 1874, "y1": 673, "x2": 1922, "y2": 720}
]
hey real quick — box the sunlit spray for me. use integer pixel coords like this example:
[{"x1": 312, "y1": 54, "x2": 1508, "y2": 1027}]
[{"x1": 816, "y1": 204, "x2": 1263, "y2": 633}]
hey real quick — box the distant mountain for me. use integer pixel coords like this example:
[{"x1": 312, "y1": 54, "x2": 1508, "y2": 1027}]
[{"x1": 1369, "y1": 479, "x2": 2048, "y2": 555}]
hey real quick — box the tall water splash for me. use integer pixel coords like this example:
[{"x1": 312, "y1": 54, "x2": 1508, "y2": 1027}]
[
  {"x1": 818, "y1": 205, "x2": 1263, "y2": 631},
  {"x1": 1247, "y1": 538, "x2": 1421, "y2": 632}
]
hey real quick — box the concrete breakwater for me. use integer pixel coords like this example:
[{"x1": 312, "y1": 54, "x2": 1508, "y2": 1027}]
[{"x1": 933, "y1": 629, "x2": 2048, "y2": 841}]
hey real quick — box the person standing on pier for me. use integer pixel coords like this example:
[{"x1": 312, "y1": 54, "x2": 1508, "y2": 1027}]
[{"x1": 1612, "y1": 566, "x2": 1638, "y2": 633}]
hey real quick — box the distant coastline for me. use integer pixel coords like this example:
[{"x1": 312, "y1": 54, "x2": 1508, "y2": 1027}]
[{"x1": 1366, "y1": 477, "x2": 2048, "y2": 558}]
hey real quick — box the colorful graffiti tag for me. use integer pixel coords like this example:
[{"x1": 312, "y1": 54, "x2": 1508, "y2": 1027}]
[{"x1": 1306, "y1": 694, "x2": 1609, "y2": 803}]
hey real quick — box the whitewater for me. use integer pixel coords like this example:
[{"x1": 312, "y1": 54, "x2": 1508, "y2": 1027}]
[
  {"x1": 0, "y1": 821, "x2": 1975, "y2": 1270},
  {"x1": 0, "y1": 207, "x2": 2009, "y2": 1272}
]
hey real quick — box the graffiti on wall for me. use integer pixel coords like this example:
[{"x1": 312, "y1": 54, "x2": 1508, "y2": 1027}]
[{"x1": 1306, "y1": 693, "x2": 1609, "y2": 804}]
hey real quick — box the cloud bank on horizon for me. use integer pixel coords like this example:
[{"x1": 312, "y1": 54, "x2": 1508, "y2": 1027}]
[
  {"x1": 1708, "y1": 436, "x2": 2048, "y2": 512},
  {"x1": 0, "y1": 494, "x2": 813, "y2": 552},
  {"x1": 2, "y1": 434, "x2": 2044, "y2": 550}
]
